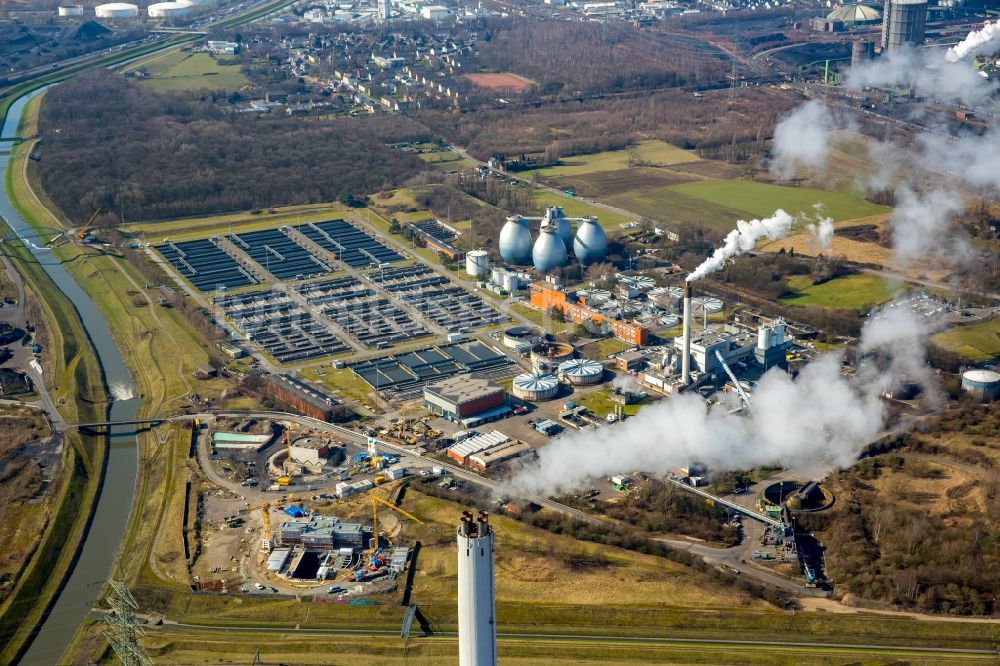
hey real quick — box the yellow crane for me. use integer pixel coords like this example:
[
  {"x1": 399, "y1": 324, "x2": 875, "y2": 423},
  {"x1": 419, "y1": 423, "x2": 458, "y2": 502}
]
[
  {"x1": 77, "y1": 208, "x2": 101, "y2": 241},
  {"x1": 370, "y1": 489, "x2": 423, "y2": 551},
  {"x1": 260, "y1": 502, "x2": 273, "y2": 552}
]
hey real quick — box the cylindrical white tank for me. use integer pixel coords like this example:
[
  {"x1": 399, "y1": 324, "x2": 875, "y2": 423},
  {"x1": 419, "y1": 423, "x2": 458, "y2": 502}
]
[
  {"x1": 512, "y1": 373, "x2": 559, "y2": 401},
  {"x1": 457, "y1": 512, "x2": 496, "y2": 666},
  {"x1": 557, "y1": 358, "x2": 604, "y2": 385},
  {"x1": 490, "y1": 266, "x2": 504, "y2": 285},
  {"x1": 501, "y1": 271, "x2": 520, "y2": 292},
  {"x1": 466, "y1": 250, "x2": 489, "y2": 277},
  {"x1": 58, "y1": 5, "x2": 85, "y2": 16},
  {"x1": 148, "y1": 1, "x2": 190, "y2": 17},
  {"x1": 961, "y1": 369, "x2": 1000, "y2": 401},
  {"x1": 95, "y1": 2, "x2": 139, "y2": 17}
]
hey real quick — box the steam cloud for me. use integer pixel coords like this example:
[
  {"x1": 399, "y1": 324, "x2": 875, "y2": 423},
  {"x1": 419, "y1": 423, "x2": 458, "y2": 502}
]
[
  {"x1": 769, "y1": 100, "x2": 837, "y2": 180},
  {"x1": 946, "y1": 21, "x2": 1000, "y2": 63},
  {"x1": 506, "y1": 35, "x2": 976, "y2": 500},
  {"x1": 687, "y1": 208, "x2": 833, "y2": 281}
]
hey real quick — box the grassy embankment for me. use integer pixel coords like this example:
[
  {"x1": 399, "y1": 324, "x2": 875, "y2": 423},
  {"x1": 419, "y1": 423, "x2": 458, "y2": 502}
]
[
  {"x1": 0, "y1": 100, "x2": 109, "y2": 665},
  {"x1": 8, "y1": 92, "x2": 232, "y2": 663}
]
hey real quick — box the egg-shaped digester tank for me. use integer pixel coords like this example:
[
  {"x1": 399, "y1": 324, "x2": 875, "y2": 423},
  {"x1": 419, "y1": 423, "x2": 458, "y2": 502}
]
[
  {"x1": 545, "y1": 207, "x2": 574, "y2": 249},
  {"x1": 573, "y1": 217, "x2": 607, "y2": 266},
  {"x1": 499, "y1": 216, "x2": 532, "y2": 265},
  {"x1": 532, "y1": 226, "x2": 567, "y2": 273}
]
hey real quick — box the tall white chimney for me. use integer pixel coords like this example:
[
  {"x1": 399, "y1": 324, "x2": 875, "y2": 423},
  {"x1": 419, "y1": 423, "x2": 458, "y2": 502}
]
[
  {"x1": 682, "y1": 282, "x2": 692, "y2": 384},
  {"x1": 457, "y1": 510, "x2": 496, "y2": 666}
]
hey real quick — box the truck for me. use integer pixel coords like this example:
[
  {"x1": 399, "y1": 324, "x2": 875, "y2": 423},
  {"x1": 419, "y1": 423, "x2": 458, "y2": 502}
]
[{"x1": 611, "y1": 474, "x2": 631, "y2": 491}]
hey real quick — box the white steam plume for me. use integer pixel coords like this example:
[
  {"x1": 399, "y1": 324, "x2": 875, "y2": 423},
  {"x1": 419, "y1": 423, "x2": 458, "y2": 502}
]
[
  {"x1": 686, "y1": 209, "x2": 796, "y2": 282},
  {"x1": 806, "y1": 204, "x2": 835, "y2": 252},
  {"x1": 888, "y1": 188, "x2": 970, "y2": 265},
  {"x1": 769, "y1": 100, "x2": 837, "y2": 180},
  {"x1": 844, "y1": 46, "x2": 995, "y2": 106},
  {"x1": 860, "y1": 304, "x2": 940, "y2": 405},
  {"x1": 946, "y1": 22, "x2": 1000, "y2": 63},
  {"x1": 687, "y1": 207, "x2": 834, "y2": 282}
]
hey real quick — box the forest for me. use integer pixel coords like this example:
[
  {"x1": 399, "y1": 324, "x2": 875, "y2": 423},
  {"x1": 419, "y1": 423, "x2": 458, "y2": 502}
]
[
  {"x1": 420, "y1": 87, "x2": 797, "y2": 162},
  {"x1": 477, "y1": 20, "x2": 728, "y2": 95},
  {"x1": 35, "y1": 71, "x2": 431, "y2": 222}
]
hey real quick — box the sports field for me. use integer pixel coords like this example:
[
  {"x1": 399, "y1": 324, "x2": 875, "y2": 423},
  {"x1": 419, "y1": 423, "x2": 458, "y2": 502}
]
[
  {"x1": 668, "y1": 179, "x2": 887, "y2": 222},
  {"x1": 531, "y1": 140, "x2": 699, "y2": 177},
  {"x1": 931, "y1": 316, "x2": 1000, "y2": 361},
  {"x1": 137, "y1": 51, "x2": 250, "y2": 93},
  {"x1": 780, "y1": 274, "x2": 904, "y2": 309}
]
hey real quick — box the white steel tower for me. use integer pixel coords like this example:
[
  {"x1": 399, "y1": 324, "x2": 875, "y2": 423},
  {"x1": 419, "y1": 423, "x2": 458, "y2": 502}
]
[{"x1": 457, "y1": 510, "x2": 496, "y2": 666}]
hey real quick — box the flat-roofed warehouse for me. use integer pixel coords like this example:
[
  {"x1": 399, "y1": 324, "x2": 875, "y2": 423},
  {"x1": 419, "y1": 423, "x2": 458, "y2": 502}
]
[{"x1": 423, "y1": 373, "x2": 506, "y2": 422}]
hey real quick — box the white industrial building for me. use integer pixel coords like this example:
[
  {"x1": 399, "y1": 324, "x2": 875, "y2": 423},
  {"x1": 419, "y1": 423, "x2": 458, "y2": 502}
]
[
  {"x1": 420, "y1": 4, "x2": 449, "y2": 19},
  {"x1": 58, "y1": 5, "x2": 85, "y2": 16}
]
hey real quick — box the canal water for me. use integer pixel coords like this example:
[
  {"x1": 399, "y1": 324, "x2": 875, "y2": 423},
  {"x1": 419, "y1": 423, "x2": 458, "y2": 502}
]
[{"x1": 1, "y1": 88, "x2": 141, "y2": 665}]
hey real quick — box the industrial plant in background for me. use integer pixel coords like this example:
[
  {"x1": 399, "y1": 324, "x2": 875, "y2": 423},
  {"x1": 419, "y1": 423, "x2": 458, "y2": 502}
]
[
  {"x1": 881, "y1": 0, "x2": 927, "y2": 52},
  {"x1": 457, "y1": 510, "x2": 497, "y2": 666},
  {"x1": 498, "y1": 207, "x2": 607, "y2": 273}
]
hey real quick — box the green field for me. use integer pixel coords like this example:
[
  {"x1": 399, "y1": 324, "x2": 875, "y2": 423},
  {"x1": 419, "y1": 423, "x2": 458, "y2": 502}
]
[
  {"x1": 780, "y1": 274, "x2": 904, "y2": 309},
  {"x1": 530, "y1": 140, "x2": 699, "y2": 177},
  {"x1": 575, "y1": 390, "x2": 646, "y2": 418},
  {"x1": 669, "y1": 179, "x2": 887, "y2": 223},
  {"x1": 138, "y1": 51, "x2": 250, "y2": 93},
  {"x1": 604, "y1": 184, "x2": 751, "y2": 231},
  {"x1": 931, "y1": 316, "x2": 1000, "y2": 361},
  {"x1": 533, "y1": 190, "x2": 632, "y2": 227}
]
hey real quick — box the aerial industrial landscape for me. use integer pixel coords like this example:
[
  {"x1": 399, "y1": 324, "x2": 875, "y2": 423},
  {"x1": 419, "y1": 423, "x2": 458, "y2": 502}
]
[{"x1": 0, "y1": 0, "x2": 999, "y2": 664}]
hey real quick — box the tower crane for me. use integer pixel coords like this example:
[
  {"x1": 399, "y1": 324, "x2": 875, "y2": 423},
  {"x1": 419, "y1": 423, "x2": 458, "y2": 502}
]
[
  {"x1": 370, "y1": 490, "x2": 424, "y2": 552},
  {"x1": 77, "y1": 208, "x2": 101, "y2": 241}
]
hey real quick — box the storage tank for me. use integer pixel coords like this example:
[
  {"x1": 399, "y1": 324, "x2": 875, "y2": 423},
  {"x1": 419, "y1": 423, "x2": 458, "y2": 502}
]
[
  {"x1": 95, "y1": 2, "x2": 139, "y2": 17},
  {"x1": 148, "y1": 1, "x2": 190, "y2": 17},
  {"x1": 961, "y1": 369, "x2": 1000, "y2": 402},
  {"x1": 58, "y1": 5, "x2": 85, "y2": 16},
  {"x1": 502, "y1": 325, "x2": 542, "y2": 349},
  {"x1": 530, "y1": 341, "x2": 574, "y2": 373},
  {"x1": 490, "y1": 266, "x2": 504, "y2": 285},
  {"x1": 557, "y1": 358, "x2": 604, "y2": 386},
  {"x1": 466, "y1": 250, "x2": 489, "y2": 278},
  {"x1": 573, "y1": 216, "x2": 607, "y2": 266},
  {"x1": 544, "y1": 207, "x2": 574, "y2": 249},
  {"x1": 511, "y1": 373, "x2": 559, "y2": 401},
  {"x1": 532, "y1": 226, "x2": 567, "y2": 273},
  {"x1": 499, "y1": 216, "x2": 532, "y2": 265},
  {"x1": 501, "y1": 271, "x2": 521, "y2": 292}
]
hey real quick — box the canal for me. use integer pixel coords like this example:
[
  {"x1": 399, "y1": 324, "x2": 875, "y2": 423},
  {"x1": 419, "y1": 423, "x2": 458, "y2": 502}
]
[{"x1": 1, "y1": 87, "x2": 141, "y2": 665}]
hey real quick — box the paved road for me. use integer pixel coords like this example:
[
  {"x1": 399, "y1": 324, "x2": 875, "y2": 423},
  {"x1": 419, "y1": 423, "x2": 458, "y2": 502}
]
[{"x1": 148, "y1": 620, "x2": 999, "y2": 657}]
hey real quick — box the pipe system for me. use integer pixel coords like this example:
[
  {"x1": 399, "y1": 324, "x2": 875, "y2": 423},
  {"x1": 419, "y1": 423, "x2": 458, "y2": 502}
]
[{"x1": 682, "y1": 282, "x2": 692, "y2": 384}]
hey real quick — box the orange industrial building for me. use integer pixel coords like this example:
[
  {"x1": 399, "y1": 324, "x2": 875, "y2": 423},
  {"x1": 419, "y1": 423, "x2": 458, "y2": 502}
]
[{"x1": 529, "y1": 282, "x2": 649, "y2": 345}]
